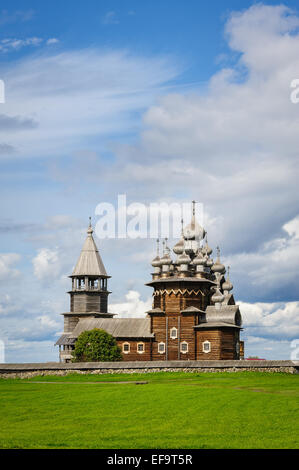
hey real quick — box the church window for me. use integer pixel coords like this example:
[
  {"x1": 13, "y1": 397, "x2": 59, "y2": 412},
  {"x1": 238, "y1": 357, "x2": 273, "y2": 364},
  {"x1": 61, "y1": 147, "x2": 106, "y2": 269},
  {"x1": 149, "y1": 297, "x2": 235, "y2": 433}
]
[
  {"x1": 170, "y1": 327, "x2": 177, "y2": 339},
  {"x1": 158, "y1": 342, "x2": 165, "y2": 354},
  {"x1": 180, "y1": 341, "x2": 188, "y2": 353},
  {"x1": 123, "y1": 342, "x2": 130, "y2": 354},
  {"x1": 137, "y1": 342, "x2": 145, "y2": 354},
  {"x1": 203, "y1": 341, "x2": 211, "y2": 353}
]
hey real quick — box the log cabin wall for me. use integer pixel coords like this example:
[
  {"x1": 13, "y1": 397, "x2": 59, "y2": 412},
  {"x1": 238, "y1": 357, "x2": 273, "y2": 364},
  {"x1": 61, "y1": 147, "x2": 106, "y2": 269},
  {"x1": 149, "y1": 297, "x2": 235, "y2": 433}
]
[
  {"x1": 64, "y1": 315, "x2": 95, "y2": 333},
  {"x1": 220, "y1": 329, "x2": 240, "y2": 360},
  {"x1": 150, "y1": 283, "x2": 210, "y2": 361},
  {"x1": 196, "y1": 329, "x2": 222, "y2": 360},
  {"x1": 64, "y1": 315, "x2": 79, "y2": 333},
  {"x1": 151, "y1": 314, "x2": 167, "y2": 361},
  {"x1": 196, "y1": 328, "x2": 240, "y2": 360},
  {"x1": 180, "y1": 314, "x2": 197, "y2": 360},
  {"x1": 70, "y1": 292, "x2": 101, "y2": 313},
  {"x1": 117, "y1": 339, "x2": 152, "y2": 361}
]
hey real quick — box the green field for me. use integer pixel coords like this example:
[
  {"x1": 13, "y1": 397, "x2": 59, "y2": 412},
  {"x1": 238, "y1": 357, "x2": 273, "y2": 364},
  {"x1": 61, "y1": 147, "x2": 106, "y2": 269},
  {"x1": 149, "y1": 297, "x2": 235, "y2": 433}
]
[{"x1": 0, "y1": 371, "x2": 298, "y2": 449}]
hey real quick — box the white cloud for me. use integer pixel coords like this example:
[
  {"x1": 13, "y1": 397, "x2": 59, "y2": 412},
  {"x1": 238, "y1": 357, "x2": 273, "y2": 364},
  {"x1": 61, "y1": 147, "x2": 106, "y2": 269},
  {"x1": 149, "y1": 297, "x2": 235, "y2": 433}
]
[
  {"x1": 283, "y1": 216, "x2": 299, "y2": 239},
  {"x1": 241, "y1": 335, "x2": 292, "y2": 360},
  {"x1": 0, "y1": 253, "x2": 21, "y2": 280},
  {"x1": 32, "y1": 248, "x2": 61, "y2": 281},
  {"x1": 110, "y1": 290, "x2": 152, "y2": 318},
  {"x1": 0, "y1": 37, "x2": 61, "y2": 53},
  {"x1": 37, "y1": 315, "x2": 60, "y2": 329},
  {"x1": 240, "y1": 300, "x2": 299, "y2": 339},
  {"x1": 46, "y1": 38, "x2": 59, "y2": 45},
  {"x1": 223, "y1": 214, "x2": 299, "y2": 298},
  {"x1": 0, "y1": 37, "x2": 43, "y2": 52},
  {"x1": 0, "y1": 48, "x2": 179, "y2": 158}
]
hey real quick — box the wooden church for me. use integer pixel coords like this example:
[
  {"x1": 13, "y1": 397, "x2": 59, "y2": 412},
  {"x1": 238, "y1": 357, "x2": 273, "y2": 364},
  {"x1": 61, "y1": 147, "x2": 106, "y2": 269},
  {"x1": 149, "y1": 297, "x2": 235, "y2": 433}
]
[{"x1": 56, "y1": 204, "x2": 244, "y2": 362}]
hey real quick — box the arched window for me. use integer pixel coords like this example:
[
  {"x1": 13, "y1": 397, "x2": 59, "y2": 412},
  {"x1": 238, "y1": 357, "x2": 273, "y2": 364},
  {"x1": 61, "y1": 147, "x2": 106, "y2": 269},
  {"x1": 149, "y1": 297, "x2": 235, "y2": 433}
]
[
  {"x1": 203, "y1": 341, "x2": 211, "y2": 353},
  {"x1": 137, "y1": 342, "x2": 145, "y2": 354},
  {"x1": 122, "y1": 342, "x2": 130, "y2": 354},
  {"x1": 158, "y1": 342, "x2": 165, "y2": 354},
  {"x1": 170, "y1": 327, "x2": 177, "y2": 339},
  {"x1": 180, "y1": 341, "x2": 188, "y2": 353}
]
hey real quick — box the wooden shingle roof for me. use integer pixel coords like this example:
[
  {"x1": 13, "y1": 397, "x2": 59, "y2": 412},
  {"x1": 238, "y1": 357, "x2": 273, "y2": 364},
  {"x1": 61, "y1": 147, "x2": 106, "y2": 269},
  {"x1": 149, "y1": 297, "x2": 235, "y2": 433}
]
[
  {"x1": 71, "y1": 224, "x2": 107, "y2": 277},
  {"x1": 70, "y1": 318, "x2": 154, "y2": 339}
]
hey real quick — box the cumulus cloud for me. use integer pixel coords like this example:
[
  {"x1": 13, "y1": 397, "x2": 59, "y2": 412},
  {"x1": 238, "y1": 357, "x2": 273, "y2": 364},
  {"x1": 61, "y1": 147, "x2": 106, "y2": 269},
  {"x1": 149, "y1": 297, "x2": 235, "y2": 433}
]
[
  {"x1": 110, "y1": 290, "x2": 152, "y2": 318},
  {"x1": 240, "y1": 300, "x2": 299, "y2": 340},
  {"x1": 242, "y1": 335, "x2": 292, "y2": 360},
  {"x1": 220, "y1": 214, "x2": 299, "y2": 299},
  {"x1": 32, "y1": 248, "x2": 61, "y2": 281},
  {"x1": 0, "y1": 253, "x2": 21, "y2": 280}
]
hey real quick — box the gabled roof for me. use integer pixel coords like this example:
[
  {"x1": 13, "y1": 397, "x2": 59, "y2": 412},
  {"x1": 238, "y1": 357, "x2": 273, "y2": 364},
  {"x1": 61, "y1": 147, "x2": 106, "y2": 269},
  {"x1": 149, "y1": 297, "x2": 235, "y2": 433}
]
[
  {"x1": 70, "y1": 318, "x2": 154, "y2": 339},
  {"x1": 181, "y1": 306, "x2": 206, "y2": 314},
  {"x1": 194, "y1": 322, "x2": 241, "y2": 329},
  {"x1": 71, "y1": 224, "x2": 107, "y2": 277},
  {"x1": 205, "y1": 305, "x2": 242, "y2": 326}
]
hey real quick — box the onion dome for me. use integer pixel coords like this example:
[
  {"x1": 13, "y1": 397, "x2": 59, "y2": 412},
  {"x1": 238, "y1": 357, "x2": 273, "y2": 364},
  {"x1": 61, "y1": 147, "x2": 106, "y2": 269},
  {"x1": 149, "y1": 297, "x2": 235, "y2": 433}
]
[
  {"x1": 151, "y1": 239, "x2": 162, "y2": 267},
  {"x1": 160, "y1": 239, "x2": 172, "y2": 266},
  {"x1": 177, "y1": 250, "x2": 191, "y2": 265},
  {"x1": 193, "y1": 250, "x2": 206, "y2": 266},
  {"x1": 203, "y1": 233, "x2": 212, "y2": 256},
  {"x1": 151, "y1": 255, "x2": 161, "y2": 268},
  {"x1": 211, "y1": 287, "x2": 225, "y2": 304},
  {"x1": 160, "y1": 253, "x2": 172, "y2": 265},
  {"x1": 222, "y1": 267, "x2": 233, "y2": 291},
  {"x1": 173, "y1": 238, "x2": 184, "y2": 255},
  {"x1": 205, "y1": 257, "x2": 214, "y2": 268},
  {"x1": 211, "y1": 246, "x2": 226, "y2": 274},
  {"x1": 183, "y1": 201, "x2": 206, "y2": 241}
]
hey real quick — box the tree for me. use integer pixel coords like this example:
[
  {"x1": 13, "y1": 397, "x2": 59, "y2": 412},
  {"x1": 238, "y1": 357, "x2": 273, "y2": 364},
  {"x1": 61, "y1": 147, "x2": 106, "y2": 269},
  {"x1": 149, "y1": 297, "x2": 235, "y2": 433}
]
[{"x1": 72, "y1": 328, "x2": 122, "y2": 362}]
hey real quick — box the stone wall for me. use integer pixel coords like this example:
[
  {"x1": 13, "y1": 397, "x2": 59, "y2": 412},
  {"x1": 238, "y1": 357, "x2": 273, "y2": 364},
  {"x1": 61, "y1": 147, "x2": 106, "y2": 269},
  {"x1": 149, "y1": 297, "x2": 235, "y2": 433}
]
[{"x1": 0, "y1": 360, "x2": 298, "y2": 378}]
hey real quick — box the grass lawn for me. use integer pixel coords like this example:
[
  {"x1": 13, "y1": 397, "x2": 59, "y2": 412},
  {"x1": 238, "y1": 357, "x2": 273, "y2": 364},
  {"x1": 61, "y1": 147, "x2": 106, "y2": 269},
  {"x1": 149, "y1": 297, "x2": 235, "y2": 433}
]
[{"x1": 0, "y1": 371, "x2": 298, "y2": 449}]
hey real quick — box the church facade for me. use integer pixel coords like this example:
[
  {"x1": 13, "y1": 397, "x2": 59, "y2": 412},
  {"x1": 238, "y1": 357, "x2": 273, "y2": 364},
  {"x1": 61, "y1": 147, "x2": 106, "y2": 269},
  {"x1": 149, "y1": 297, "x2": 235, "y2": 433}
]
[{"x1": 56, "y1": 206, "x2": 244, "y2": 362}]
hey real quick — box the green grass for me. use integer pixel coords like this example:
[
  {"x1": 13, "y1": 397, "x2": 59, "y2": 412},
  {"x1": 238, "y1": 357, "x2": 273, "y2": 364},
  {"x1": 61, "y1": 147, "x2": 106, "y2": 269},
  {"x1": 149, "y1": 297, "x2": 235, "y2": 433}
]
[{"x1": 0, "y1": 371, "x2": 298, "y2": 449}]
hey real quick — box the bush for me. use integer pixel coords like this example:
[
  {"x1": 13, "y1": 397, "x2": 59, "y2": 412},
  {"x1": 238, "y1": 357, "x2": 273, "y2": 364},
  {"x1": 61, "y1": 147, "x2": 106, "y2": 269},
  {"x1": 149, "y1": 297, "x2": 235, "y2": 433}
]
[{"x1": 72, "y1": 328, "x2": 122, "y2": 362}]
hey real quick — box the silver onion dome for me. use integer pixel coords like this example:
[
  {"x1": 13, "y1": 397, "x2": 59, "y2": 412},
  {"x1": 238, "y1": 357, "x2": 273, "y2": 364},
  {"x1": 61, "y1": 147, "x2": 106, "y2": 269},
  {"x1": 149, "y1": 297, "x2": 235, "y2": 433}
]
[
  {"x1": 211, "y1": 287, "x2": 225, "y2": 304},
  {"x1": 177, "y1": 251, "x2": 191, "y2": 265},
  {"x1": 211, "y1": 246, "x2": 226, "y2": 274},
  {"x1": 203, "y1": 234, "x2": 212, "y2": 256},
  {"x1": 222, "y1": 267, "x2": 233, "y2": 291},
  {"x1": 173, "y1": 238, "x2": 184, "y2": 255},
  {"x1": 151, "y1": 255, "x2": 162, "y2": 268},
  {"x1": 193, "y1": 250, "x2": 206, "y2": 266}
]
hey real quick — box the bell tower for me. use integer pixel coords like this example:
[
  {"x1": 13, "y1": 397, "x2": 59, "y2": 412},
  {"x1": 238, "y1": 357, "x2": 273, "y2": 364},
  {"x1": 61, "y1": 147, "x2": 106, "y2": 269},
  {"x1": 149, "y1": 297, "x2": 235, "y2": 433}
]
[
  {"x1": 63, "y1": 219, "x2": 113, "y2": 335},
  {"x1": 69, "y1": 218, "x2": 111, "y2": 314}
]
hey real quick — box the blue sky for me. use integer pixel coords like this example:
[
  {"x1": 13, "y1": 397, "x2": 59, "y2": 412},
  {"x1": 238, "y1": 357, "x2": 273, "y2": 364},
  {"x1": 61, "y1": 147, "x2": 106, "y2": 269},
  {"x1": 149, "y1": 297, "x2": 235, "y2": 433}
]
[{"x1": 0, "y1": 0, "x2": 299, "y2": 362}]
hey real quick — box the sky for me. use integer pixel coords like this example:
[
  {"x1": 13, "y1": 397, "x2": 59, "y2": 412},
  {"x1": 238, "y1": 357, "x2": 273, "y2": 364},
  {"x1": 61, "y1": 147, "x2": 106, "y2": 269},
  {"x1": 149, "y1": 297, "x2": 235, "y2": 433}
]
[{"x1": 0, "y1": 0, "x2": 299, "y2": 362}]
